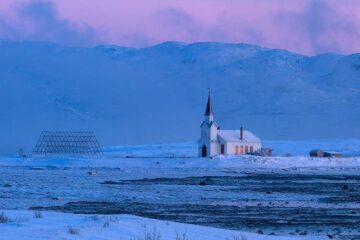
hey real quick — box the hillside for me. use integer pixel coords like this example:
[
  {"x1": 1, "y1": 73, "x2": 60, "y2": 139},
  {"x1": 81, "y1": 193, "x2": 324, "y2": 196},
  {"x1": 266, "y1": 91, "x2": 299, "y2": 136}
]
[{"x1": 0, "y1": 41, "x2": 359, "y2": 154}]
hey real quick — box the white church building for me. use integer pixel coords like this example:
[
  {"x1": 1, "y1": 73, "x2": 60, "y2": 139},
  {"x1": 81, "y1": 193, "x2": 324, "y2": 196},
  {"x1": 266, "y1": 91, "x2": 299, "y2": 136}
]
[{"x1": 198, "y1": 94, "x2": 262, "y2": 157}]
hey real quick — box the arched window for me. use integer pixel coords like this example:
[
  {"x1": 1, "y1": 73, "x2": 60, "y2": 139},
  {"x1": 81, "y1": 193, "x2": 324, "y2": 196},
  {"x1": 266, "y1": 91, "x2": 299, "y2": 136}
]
[
  {"x1": 221, "y1": 144, "x2": 225, "y2": 154},
  {"x1": 245, "y1": 146, "x2": 249, "y2": 154},
  {"x1": 240, "y1": 146, "x2": 244, "y2": 155},
  {"x1": 235, "y1": 145, "x2": 239, "y2": 155},
  {"x1": 201, "y1": 145, "x2": 207, "y2": 157},
  {"x1": 250, "y1": 146, "x2": 254, "y2": 153}
]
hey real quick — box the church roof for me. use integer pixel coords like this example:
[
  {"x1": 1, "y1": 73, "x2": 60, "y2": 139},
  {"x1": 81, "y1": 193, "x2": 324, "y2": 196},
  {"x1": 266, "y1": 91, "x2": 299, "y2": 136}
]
[
  {"x1": 218, "y1": 130, "x2": 261, "y2": 143},
  {"x1": 200, "y1": 120, "x2": 218, "y2": 128},
  {"x1": 204, "y1": 94, "x2": 214, "y2": 116}
]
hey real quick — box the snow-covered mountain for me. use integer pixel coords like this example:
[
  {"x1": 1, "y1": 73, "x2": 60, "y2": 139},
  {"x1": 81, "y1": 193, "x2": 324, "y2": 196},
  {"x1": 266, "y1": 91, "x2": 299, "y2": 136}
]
[{"x1": 0, "y1": 41, "x2": 359, "y2": 154}]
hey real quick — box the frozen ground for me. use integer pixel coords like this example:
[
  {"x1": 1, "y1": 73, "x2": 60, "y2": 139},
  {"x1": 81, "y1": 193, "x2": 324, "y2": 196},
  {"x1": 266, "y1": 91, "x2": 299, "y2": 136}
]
[
  {"x1": 266, "y1": 140, "x2": 360, "y2": 157},
  {"x1": 0, "y1": 210, "x2": 324, "y2": 240},
  {"x1": 1, "y1": 140, "x2": 360, "y2": 170},
  {"x1": 102, "y1": 139, "x2": 360, "y2": 158},
  {"x1": 0, "y1": 141, "x2": 360, "y2": 239}
]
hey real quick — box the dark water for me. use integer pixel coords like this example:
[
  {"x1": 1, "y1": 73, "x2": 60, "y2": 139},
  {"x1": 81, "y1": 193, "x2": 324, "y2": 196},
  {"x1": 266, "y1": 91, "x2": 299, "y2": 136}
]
[{"x1": 12, "y1": 170, "x2": 359, "y2": 240}]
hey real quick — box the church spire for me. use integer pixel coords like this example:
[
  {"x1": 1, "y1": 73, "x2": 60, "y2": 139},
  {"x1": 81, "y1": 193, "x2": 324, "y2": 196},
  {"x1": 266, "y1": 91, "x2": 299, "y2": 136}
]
[{"x1": 204, "y1": 89, "x2": 214, "y2": 116}]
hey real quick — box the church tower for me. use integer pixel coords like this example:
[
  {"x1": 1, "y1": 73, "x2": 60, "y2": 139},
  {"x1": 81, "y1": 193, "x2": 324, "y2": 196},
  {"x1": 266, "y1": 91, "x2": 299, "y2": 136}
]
[{"x1": 198, "y1": 92, "x2": 219, "y2": 157}]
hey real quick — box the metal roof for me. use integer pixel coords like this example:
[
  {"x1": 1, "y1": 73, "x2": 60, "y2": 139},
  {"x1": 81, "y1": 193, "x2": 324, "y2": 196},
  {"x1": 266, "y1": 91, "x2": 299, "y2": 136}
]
[{"x1": 218, "y1": 130, "x2": 261, "y2": 143}]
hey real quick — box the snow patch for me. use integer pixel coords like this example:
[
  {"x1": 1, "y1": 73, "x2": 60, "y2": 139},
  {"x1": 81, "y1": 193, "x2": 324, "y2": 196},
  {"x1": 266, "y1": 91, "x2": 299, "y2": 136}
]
[{"x1": 0, "y1": 210, "x2": 324, "y2": 240}]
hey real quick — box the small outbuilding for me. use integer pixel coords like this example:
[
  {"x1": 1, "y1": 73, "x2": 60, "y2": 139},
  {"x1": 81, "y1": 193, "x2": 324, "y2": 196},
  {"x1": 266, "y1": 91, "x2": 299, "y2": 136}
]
[
  {"x1": 250, "y1": 148, "x2": 273, "y2": 157},
  {"x1": 309, "y1": 149, "x2": 324, "y2": 157},
  {"x1": 323, "y1": 151, "x2": 343, "y2": 158},
  {"x1": 309, "y1": 149, "x2": 342, "y2": 158}
]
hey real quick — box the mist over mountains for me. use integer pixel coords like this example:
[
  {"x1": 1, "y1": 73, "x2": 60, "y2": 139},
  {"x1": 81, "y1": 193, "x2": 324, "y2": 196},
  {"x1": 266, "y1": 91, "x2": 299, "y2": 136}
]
[{"x1": 0, "y1": 41, "x2": 359, "y2": 154}]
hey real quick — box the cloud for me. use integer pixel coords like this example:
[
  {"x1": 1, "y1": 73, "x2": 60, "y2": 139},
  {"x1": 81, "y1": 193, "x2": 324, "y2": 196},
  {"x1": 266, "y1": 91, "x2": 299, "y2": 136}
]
[
  {"x1": 1, "y1": 0, "x2": 360, "y2": 55},
  {"x1": 0, "y1": 16, "x2": 17, "y2": 38},
  {"x1": 273, "y1": 0, "x2": 360, "y2": 54},
  {"x1": 0, "y1": 0, "x2": 97, "y2": 46},
  {"x1": 306, "y1": 0, "x2": 360, "y2": 54},
  {"x1": 153, "y1": 8, "x2": 202, "y2": 42}
]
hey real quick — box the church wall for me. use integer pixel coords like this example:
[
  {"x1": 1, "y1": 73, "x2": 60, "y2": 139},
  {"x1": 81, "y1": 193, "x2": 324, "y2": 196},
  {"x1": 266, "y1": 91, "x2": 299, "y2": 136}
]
[
  {"x1": 224, "y1": 141, "x2": 262, "y2": 155},
  {"x1": 209, "y1": 125, "x2": 218, "y2": 142},
  {"x1": 197, "y1": 141, "x2": 219, "y2": 157},
  {"x1": 209, "y1": 141, "x2": 219, "y2": 157},
  {"x1": 198, "y1": 138, "x2": 208, "y2": 157},
  {"x1": 198, "y1": 121, "x2": 219, "y2": 157},
  {"x1": 200, "y1": 135, "x2": 262, "y2": 157}
]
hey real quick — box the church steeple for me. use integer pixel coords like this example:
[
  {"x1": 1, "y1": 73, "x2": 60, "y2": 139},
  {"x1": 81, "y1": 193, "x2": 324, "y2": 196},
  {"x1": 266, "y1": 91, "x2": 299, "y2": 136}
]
[
  {"x1": 204, "y1": 90, "x2": 214, "y2": 116},
  {"x1": 199, "y1": 90, "x2": 219, "y2": 157}
]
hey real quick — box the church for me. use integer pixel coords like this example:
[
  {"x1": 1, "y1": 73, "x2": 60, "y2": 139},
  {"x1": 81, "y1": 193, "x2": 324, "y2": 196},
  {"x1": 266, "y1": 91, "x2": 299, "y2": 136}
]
[{"x1": 198, "y1": 93, "x2": 262, "y2": 157}]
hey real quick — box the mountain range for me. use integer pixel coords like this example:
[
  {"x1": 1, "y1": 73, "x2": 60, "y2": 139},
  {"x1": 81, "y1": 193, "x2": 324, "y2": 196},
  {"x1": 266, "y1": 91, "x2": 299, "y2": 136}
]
[{"x1": 0, "y1": 41, "x2": 359, "y2": 154}]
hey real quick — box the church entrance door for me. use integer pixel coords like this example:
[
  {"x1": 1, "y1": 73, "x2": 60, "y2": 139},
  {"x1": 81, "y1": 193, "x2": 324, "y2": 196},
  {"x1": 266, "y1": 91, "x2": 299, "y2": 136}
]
[{"x1": 201, "y1": 145, "x2": 207, "y2": 157}]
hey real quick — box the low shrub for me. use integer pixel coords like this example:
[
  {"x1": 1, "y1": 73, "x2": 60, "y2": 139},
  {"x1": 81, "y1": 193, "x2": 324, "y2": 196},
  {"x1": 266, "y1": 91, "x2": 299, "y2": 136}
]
[
  {"x1": 103, "y1": 220, "x2": 110, "y2": 228},
  {"x1": 175, "y1": 233, "x2": 188, "y2": 240},
  {"x1": 68, "y1": 226, "x2": 79, "y2": 235},
  {"x1": 34, "y1": 211, "x2": 42, "y2": 218},
  {"x1": 144, "y1": 226, "x2": 161, "y2": 240},
  {"x1": 0, "y1": 212, "x2": 11, "y2": 223}
]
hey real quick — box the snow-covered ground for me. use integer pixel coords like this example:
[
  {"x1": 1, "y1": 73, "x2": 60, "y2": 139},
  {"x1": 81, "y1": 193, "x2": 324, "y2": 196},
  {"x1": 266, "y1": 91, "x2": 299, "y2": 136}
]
[
  {"x1": 2, "y1": 154, "x2": 360, "y2": 171},
  {"x1": 1, "y1": 141, "x2": 359, "y2": 239},
  {"x1": 104, "y1": 139, "x2": 360, "y2": 157},
  {"x1": 0, "y1": 210, "x2": 324, "y2": 240},
  {"x1": 266, "y1": 139, "x2": 360, "y2": 157},
  {"x1": 1, "y1": 141, "x2": 359, "y2": 171}
]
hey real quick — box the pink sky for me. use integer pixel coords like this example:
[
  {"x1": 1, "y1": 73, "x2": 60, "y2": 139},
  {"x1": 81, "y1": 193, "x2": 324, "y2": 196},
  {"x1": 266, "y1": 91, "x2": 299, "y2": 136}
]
[{"x1": 1, "y1": 0, "x2": 360, "y2": 55}]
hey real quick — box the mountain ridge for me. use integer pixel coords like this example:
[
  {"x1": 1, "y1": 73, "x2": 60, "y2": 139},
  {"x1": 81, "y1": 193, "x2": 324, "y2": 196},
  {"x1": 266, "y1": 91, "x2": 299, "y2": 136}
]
[{"x1": 0, "y1": 40, "x2": 359, "y2": 154}]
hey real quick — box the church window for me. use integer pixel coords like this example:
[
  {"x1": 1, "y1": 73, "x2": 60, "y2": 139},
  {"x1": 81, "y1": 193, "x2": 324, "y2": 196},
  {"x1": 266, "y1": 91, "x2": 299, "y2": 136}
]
[{"x1": 221, "y1": 144, "x2": 225, "y2": 154}]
